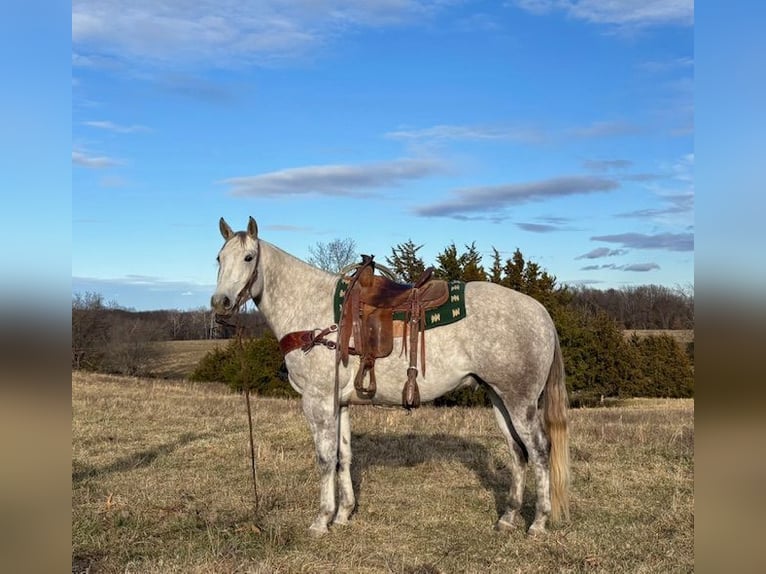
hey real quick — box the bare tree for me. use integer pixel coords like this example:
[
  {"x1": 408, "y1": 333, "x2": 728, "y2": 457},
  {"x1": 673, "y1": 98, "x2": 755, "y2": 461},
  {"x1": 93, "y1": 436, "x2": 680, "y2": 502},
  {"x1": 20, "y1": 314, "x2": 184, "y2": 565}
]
[{"x1": 307, "y1": 237, "x2": 358, "y2": 273}]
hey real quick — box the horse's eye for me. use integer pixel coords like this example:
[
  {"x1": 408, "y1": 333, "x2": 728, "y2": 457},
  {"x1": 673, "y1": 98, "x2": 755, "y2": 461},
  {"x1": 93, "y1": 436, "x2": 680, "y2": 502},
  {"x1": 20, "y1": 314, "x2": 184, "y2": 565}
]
[
  {"x1": 216, "y1": 255, "x2": 220, "y2": 263},
  {"x1": 245, "y1": 254, "x2": 254, "y2": 262}
]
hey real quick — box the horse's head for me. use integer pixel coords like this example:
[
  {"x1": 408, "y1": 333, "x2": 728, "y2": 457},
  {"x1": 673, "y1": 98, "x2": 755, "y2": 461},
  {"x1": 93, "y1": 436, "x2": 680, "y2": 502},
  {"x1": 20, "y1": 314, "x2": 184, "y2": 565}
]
[{"x1": 211, "y1": 216, "x2": 262, "y2": 317}]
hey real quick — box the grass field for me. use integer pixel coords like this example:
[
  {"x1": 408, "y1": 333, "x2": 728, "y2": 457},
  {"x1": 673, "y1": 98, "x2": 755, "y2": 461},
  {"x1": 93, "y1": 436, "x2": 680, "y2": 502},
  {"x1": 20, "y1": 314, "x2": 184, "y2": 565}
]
[
  {"x1": 72, "y1": 371, "x2": 693, "y2": 573},
  {"x1": 623, "y1": 330, "x2": 694, "y2": 345},
  {"x1": 150, "y1": 340, "x2": 227, "y2": 379}
]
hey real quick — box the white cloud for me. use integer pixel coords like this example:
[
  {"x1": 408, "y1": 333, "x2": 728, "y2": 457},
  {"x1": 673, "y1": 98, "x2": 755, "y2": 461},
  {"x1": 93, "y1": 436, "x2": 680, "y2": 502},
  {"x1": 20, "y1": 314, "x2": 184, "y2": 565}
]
[
  {"x1": 83, "y1": 120, "x2": 151, "y2": 133},
  {"x1": 582, "y1": 159, "x2": 633, "y2": 171},
  {"x1": 576, "y1": 247, "x2": 626, "y2": 259},
  {"x1": 414, "y1": 175, "x2": 619, "y2": 218},
  {"x1": 385, "y1": 124, "x2": 547, "y2": 145},
  {"x1": 638, "y1": 57, "x2": 694, "y2": 73},
  {"x1": 72, "y1": 1, "x2": 450, "y2": 68},
  {"x1": 566, "y1": 120, "x2": 640, "y2": 139},
  {"x1": 222, "y1": 158, "x2": 445, "y2": 197},
  {"x1": 591, "y1": 232, "x2": 693, "y2": 252},
  {"x1": 511, "y1": 0, "x2": 693, "y2": 28},
  {"x1": 72, "y1": 150, "x2": 121, "y2": 168}
]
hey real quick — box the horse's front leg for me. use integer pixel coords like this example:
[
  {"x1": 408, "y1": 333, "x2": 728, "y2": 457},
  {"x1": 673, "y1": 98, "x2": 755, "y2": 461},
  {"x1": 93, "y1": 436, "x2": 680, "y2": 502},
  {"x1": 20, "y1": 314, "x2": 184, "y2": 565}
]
[
  {"x1": 334, "y1": 405, "x2": 355, "y2": 525},
  {"x1": 302, "y1": 391, "x2": 338, "y2": 535}
]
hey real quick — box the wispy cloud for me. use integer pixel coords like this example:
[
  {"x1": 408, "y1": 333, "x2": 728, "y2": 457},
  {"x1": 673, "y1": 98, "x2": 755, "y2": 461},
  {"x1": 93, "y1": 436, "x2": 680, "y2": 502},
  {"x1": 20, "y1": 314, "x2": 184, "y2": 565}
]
[
  {"x1": 72, "y1": 150, "x2": 121, "y2": 168},
  {"x1": 582, "y1": 159, "x2": 633, "y2": 171},
  {"x1": 72, "y1": 1, "x2": 451, "y2": 69},
  {"x1": 73, "y1": 274, "x2": 212, "y2": 291},
  {"x1": 576, "y1": 247, "x2": 627, "y2": 259},
  {"x1": 566, "y1": 120, "x2": 640, "y2": 139},
  {"x1": 221, "y1": 158, "x2": 445, "y2": 198},
  {"x1": 387, "y1": 120, "x2": 639, "y2": 149},
  {"x1": 385, "y1": 124, "x2": 547, "y2": 145},
  {"x1": 617, "y1": 154, "x2": 694, "y2": 221},
  {"x1": 580, "y1": 262, "x2": 660, "y2": 272},
  {"x1": 617, "y1": 191, "x2": 693, "y2": 220},
  {"x1": 511, "y1": 0, "x2": 693, "y2": 28},
  {"x1": 619, "y1": 173, "x2": 663, "y2": 182},
  {"x1": 83, "y1": 120, "x2": 151, "y2": 133},
  {"x1": 515, "y1": 222, "x2": 560, "y2": 233},
  {"x1": 623, "y1": 262, "x2": 660, "y2": 272},
  {"x1": 72, "y1": 275, "x2": 215, "y2": 310},
  {"x1": 591, "y1": 232, "x2": 693, "y2": 251},
  {"x1": 638, "y1": 56, "x2": 694, "y2": 73},
  {"x1": 156, "y1": 74, "x2": 238, "y2": 103},
  {"x1": 413, "y1": 175, "x2": 619, "y2": 219}
]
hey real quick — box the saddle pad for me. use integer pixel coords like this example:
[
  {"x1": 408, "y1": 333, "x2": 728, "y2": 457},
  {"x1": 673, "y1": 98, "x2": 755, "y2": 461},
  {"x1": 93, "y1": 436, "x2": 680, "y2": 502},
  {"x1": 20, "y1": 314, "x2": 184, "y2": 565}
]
[{"x1": 334, "y1": 278, "x2": 466, "y2": 330}]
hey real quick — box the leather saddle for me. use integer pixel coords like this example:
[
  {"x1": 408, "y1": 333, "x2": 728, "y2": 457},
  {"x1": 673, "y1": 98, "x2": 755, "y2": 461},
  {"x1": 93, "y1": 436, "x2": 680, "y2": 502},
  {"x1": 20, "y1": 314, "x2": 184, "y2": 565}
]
[{"x1": 338, "y1": 255, "x2": 449, "y2": 409}]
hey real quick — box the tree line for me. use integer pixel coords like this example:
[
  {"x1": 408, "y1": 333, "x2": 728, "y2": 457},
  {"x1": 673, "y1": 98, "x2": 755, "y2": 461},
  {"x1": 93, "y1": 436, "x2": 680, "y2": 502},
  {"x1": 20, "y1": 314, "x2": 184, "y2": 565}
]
[
  {"x1": 187, "y1": 239, "x2": 694, "y2": 405},
  {"x1": 71, "y1": 292, "x2": 268, "y2": 376}
]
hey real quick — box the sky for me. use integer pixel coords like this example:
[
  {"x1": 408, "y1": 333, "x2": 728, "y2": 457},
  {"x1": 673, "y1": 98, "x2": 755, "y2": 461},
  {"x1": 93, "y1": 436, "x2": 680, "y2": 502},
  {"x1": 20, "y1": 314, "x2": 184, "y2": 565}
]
[{"x1": 72, "y1": 0, "x2": 694, "y2": 311}]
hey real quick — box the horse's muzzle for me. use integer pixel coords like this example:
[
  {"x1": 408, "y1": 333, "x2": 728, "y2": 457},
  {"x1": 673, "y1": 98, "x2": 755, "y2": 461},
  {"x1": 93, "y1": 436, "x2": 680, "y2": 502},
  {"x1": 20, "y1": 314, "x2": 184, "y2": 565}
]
[{"x1": 210, "y1": 294, "x2": 232, "y2": 315}]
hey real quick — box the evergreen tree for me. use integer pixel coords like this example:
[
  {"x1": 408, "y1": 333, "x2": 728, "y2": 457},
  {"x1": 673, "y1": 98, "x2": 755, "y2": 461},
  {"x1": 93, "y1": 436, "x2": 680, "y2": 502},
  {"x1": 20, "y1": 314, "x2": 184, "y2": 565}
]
[
  {"x1": 503, "y1": 249, "x2": 525, "y2": 290},
  {"x1": 386, "y1": 239, "x2": 426, "y2": 283},
  {"x1": 626, "y1": 334, "x2": 694, "y2": 398},
  {"x1": 435, "y1": 242, "x2": 486, "y2": 281},
  {"x1": 461, "y1": 242, "x2": 487, "y2": 281},
  {"x1": 490, "y1": 247, "x2": 504, "y2": 284},
  {"x1": 191, "y1": 333, "x2": 296, "y2": 398},
  {"x1": 435, "y1": 243, "x2": 464, "y2": 281}
]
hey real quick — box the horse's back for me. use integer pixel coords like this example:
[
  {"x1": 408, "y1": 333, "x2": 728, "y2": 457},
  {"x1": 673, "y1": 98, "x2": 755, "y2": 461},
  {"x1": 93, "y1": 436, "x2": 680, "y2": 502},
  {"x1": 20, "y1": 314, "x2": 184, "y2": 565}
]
[{"x1": 463, "y1": 281, "x2": 556, "y2": 336}]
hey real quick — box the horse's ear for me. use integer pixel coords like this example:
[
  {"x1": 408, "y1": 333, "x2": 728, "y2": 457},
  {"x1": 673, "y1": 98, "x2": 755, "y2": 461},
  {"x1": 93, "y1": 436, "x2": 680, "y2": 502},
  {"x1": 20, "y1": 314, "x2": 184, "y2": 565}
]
[
  {"x1": 247, "y1": 216, "x2": 258, "y2": 239},
  {"x1": 219, "y1": 217, "x2": 234, "y2": 240}
]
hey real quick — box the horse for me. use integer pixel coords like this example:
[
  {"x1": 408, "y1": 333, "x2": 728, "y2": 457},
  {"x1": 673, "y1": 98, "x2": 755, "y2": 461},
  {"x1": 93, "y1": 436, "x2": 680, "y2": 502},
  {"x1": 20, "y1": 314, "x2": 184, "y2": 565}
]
[{"x1": 211, "y1": 216, "x2": 570, "y2": 536}]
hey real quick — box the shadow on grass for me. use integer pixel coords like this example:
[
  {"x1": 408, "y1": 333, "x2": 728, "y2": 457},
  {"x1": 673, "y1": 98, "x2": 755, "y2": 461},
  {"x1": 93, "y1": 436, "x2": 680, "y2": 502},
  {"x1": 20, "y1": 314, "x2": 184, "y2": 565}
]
[
  {"x1": 351, "y1": 431, "x2": 536, "y2": 526},
  {"x1": 72, "y1": 432, "x2": 207, "y2": 483}
]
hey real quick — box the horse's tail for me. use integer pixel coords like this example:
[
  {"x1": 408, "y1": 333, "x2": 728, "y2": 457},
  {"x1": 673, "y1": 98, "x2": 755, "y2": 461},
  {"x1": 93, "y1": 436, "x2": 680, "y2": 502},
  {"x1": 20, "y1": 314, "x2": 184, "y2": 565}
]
[{"x1": 543, "y1": 331, "x2": 570, "y2": 523}]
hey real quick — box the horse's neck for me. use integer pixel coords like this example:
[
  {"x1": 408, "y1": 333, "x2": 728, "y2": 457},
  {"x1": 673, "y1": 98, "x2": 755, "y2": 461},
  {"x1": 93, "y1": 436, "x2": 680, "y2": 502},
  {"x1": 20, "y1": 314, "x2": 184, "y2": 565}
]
[{"x1": 256, "y1": 241, "x2": 337, "y2": 339}]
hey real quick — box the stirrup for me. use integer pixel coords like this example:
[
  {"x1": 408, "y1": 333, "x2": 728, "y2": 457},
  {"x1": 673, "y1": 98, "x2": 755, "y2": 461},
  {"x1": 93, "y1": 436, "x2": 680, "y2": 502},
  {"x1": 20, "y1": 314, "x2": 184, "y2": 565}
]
[
  {"x1": 402, "y1": 366, "x2": 421, "y2": 409},
  {"x1": 353, "y1": 358, "x2": 377, "y2": 398}
]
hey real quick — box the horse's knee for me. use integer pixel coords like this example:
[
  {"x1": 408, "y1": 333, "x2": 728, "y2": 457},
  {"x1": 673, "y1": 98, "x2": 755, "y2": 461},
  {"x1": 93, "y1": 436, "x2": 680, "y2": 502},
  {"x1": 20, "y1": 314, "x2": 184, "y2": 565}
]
[{"x1": 316, "y1": 452, "x2": 336, "y2": 474}]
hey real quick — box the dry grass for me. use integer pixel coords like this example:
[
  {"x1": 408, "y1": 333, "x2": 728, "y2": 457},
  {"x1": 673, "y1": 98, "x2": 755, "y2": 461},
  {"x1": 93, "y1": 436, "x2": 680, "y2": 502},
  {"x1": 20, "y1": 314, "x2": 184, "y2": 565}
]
[
  {"x1": 150, "y1": 340, "x2": 227, "y2": 379},
  {"x1": 72, "y1": 372, "x2": 693, "y2": 573},
  {"x1": 623, "y1": 330, "x2": 694, "y2": 345}
]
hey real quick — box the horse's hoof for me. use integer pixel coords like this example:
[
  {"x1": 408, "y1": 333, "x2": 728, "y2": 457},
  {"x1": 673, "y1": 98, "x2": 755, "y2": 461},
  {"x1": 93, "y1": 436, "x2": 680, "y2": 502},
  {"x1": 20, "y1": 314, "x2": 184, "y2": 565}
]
[
  {"x1": 333, "y1": 513, "x2": 352, "y2": 526},
  {"x1": 494, "y1": 518, "x2": 516, "y2": 532},
  {"x1": 308, "y1": 524, "x2": 329, "y2": 537},
  {"x1": 527, "y1": 524, "x2": 546, "y2": 537}
]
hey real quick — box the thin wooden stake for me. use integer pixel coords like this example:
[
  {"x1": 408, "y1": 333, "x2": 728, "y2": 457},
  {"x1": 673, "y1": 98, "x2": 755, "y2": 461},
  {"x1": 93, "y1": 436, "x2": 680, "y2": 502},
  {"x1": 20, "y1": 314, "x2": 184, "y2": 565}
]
[{"x1": 244, "y1": 387, "x2": 259, "y2": 511}]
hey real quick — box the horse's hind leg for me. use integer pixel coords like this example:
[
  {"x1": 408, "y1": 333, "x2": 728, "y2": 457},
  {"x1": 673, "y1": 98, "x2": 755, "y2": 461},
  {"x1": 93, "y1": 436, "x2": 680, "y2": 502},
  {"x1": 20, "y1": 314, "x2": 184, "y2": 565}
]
[
  {"x1": 488, "y1": 393, "x2": 527, "y2": 531},
  {"x1": 511, "y1": 405, "x2": 552, "y2": 536},
  {"x1": 333, "y1": 405, "x2": 355, "y2": 526},
  {"x1": 491, "y1": 404, "x2": 527, "y2": 531}
]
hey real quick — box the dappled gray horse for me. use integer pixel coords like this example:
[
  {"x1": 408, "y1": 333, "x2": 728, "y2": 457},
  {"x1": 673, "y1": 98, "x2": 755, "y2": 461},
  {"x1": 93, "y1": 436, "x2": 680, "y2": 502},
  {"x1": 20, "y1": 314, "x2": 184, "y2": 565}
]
[{"x1": 211, "y1": 217, "x2": 570, "y2": 536}]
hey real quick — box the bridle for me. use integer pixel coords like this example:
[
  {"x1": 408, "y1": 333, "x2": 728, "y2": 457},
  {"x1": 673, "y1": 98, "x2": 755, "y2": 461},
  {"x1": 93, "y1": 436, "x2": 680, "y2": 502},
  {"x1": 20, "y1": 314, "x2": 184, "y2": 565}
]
[{"x1": 215, "y1": 239, "x2": 262, "y2": 328}]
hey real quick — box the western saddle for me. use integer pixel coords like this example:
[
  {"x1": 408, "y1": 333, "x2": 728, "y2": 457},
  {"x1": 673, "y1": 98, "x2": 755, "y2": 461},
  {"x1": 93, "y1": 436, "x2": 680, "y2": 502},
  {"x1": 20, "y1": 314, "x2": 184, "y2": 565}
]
[{"x1": 338, "y1": 255, "x2": 450, "y2": 409}]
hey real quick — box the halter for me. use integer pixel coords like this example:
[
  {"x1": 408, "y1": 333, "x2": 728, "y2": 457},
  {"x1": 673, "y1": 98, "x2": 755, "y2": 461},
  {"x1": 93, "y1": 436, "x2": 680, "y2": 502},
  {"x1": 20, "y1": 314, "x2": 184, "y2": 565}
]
[{"x1": 215, "y1": 239, "x2": 262, "y2": 326}]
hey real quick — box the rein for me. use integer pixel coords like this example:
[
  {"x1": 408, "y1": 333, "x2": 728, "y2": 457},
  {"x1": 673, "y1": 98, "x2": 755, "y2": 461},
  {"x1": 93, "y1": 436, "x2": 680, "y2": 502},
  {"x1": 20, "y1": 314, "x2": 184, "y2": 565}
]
[{"x1": 214, "y1": 239, "x2": 263, "y2": 518}]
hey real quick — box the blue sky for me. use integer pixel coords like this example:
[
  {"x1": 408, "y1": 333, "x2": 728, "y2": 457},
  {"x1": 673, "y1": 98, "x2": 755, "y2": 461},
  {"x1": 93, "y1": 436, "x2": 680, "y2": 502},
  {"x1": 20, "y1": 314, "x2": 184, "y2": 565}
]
[{"x1": 72, "y1": 0, "x2": 694, "y2": 311}]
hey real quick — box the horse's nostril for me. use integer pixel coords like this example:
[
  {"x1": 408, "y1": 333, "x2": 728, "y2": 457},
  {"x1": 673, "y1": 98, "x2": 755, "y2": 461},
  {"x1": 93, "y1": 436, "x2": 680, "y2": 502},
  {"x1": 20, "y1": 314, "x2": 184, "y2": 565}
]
[{"x1": 223, "y1": 296, "x2": 231, "y2": 308}]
